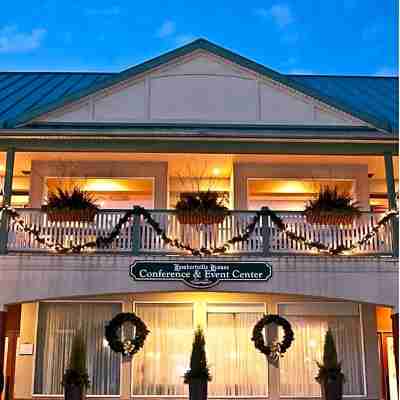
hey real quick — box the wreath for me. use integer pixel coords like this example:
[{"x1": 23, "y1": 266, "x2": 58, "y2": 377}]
[
  {"x1": 251, "y1": 314, "x2": 294, "y2": 362},
  {"x1": 105, "y1": 312, "x2": 149, "y2": 357}
]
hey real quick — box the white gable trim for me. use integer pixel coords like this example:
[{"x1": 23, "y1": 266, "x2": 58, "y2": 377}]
[{"x1": 33, "y1": 50, "x2": 369, "y2": 127}]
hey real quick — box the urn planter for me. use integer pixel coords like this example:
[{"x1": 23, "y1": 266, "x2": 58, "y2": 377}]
[
  {"x1": 188, "y1": 379, "x2": 208, "y2": 400},
  {"x1": 64, "y1": 383, "x2": 86, "y2": 400},
  {"x1": 319, "y1": 376, "x2": 344, "y2": 400}
]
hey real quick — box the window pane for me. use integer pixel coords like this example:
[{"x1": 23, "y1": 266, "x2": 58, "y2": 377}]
[
  {"x1": 132, "y1": 303, "x2": 193, "y2": 395},
  {"x1": 34, "y1": 302, "x2": 121, "y2": 395},
  {"x1": 279, "y1": 307, "x2": 365, "y2": 396},
  {"x1": 207, "y1": 311, "x2": 268, "y2": 396}
]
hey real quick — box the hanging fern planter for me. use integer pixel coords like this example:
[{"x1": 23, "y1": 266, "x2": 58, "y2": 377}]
[
  {"x1": 305, "y1": 186, "x2": 361, "y2": 226},
  {"x1": 42, "y1": 187, "x2": 99, "y2": 223},
  {"x1": 175, "y1": 191, "x2": 228, "y2": 226},
  {"x1": 305, "y1": 210, "x2": 357, "y2": 226},
  {"x1": 46, "y1": 209, "x2": 98, "y2": 223}
]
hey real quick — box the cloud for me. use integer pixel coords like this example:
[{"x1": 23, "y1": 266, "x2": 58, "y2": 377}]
[
  {"x1": 85, "y1": 6, "x2": 121, "y2": 16},
  {"x1": 255, "y1": 4, "x2": 293, "y2": 28},
  {"x1": 0, "y1": 25, "x2": 46, "y2": 53},
  {"x1": 156, "y1": 20, "x2": 176, "y2": 38},
  {"x1": 375, "y1": 67, "x2": 398, "y2": 77}
]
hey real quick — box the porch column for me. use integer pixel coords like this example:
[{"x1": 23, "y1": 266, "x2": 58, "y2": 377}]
[
  {"x1": 0, "y1": 149, "x2": 15, "y2": 255},
  {"x1": 391, "y1": 310, "x2": 399, "y2": 386},
  {"x1": 384, "y1": 153, "x2": 398, "y2": 257}
]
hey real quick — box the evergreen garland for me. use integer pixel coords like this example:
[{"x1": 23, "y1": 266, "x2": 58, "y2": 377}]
[{"x1": 0, "y1": 205, "x2": 397, "y2": 256}]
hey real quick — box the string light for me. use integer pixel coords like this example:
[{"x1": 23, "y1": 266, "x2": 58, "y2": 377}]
[{"x1": 0, "y1": 205, "x2": 397, "y2": 256}]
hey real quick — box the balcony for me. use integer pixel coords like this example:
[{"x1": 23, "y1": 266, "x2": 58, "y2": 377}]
[{"x1": 6, "y1": 208, "x2": 395, "y2": 256}]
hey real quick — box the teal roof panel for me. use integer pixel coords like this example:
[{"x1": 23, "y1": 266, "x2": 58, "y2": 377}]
[{"x1": 0, "y1": 39, "x2": 397, "y2": 135}]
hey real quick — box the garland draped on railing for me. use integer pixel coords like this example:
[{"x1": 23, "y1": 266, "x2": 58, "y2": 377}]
[{"x1": 0, "y1": 205, "x2": 397, "y2": 256}]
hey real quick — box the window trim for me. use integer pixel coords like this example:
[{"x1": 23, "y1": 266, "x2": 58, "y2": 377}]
[
  {"x1": 131, "y1": 301, "x2": 195, "y2": 398},
  {"x1": 32, "y1": 300, "x2": 124, "y2": 397},
  {"x1": 277, "y1": 301, "x2": 367, "y2": 398}
]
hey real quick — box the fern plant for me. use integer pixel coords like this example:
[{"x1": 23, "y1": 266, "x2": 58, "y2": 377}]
[
  {"x1": 42, "y1": 187, "x2": 99, "y2": 212},
  {"x1": 305, "y1": 186, "x2": 361, "y2": 217}
]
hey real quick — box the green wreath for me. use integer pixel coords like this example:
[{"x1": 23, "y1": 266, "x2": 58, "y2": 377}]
[
  {"x1": 251, "y1": 314, "x2": 294, "y2": 361},
  {"x1": 105, "y1": 312, "x2": 149, "y2": 357}
]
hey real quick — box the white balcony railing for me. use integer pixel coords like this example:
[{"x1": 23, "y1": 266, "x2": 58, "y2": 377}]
[{"x1": 7, "y1": 208, "x2": 394, "y2": 256}]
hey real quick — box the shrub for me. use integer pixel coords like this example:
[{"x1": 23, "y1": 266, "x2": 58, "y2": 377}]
[
  {"x1": 184, "y1": 327, "x2": 211, "y2": 383},
  {"x1": 316, "y1": 328, "x2": 345, "y2": 383},
  {"x1": 62, "y1": 331, "x2": 90, "y2": 389}
]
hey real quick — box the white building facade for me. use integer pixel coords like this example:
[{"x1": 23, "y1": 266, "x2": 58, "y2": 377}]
[{"x1": 0, "y1": 39, "x2": 398, "y2": 400}]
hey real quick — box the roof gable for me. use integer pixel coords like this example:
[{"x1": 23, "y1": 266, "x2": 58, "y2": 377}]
[{"x1": 0, "y1": 39, "x2": 397, "y2": 132}]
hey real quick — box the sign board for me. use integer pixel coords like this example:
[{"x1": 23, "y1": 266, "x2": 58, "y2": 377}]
[
  {"x1": 129, "y1": 261, "x2": 272, "y2": 289},
  {"x1": 18, "y1": 343, "x2": 34, "y2": 355}
]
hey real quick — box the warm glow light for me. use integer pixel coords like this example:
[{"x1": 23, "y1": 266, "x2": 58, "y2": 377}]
[
  {"x1": 308, "y1": 339, "x2": 317, "y2": 348},
  {"x1": 83, "y1": 179, "x2": 125, "y2": 192},
  {"x1": 278, "y1": 181, "x2": 308, "y2": 194},
  {"x1": 212, "y1": 167, "x2": 221, "y2": 176}
]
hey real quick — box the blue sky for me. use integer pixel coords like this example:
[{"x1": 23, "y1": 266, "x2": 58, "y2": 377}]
[{"x1": 0, "y1": 0, "x2": 398, "y2": 75}]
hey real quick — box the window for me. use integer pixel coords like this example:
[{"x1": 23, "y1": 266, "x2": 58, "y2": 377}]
[
  {"x1": 132, "y1": 303, "x2": 194, "y2": 396},
  {"x1": 206, "y1": 303, "x2": 268, "y2": 397},
  {"x1": 34, "y1": 302, "x2": 121, "y2": 395},
  {"x1": 278, "y1": 303, "x2": 365, "y2": 397}
]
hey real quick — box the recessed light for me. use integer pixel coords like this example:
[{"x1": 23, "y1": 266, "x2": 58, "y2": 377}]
[{"x1": 212, "y1": 167, "x2": 221, "y2": 176}]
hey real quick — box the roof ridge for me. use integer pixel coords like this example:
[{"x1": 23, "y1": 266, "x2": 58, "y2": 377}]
[
  {"x1": 288, "y1": 74, "x2": 398, "y2": 79},
  {"x1": 0, "y1": 71, "x2": 116, "y2": 75}
]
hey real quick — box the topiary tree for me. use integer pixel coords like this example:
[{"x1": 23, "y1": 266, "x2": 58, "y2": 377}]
[
  {"x1": 316, "y1": 329, "x2": 345, "y2": 400},
  {"x1": 62, "y1": 330, "x2": 90, "y2": 400},
  {"x1": 184, "y1": 327, "x2": 211, "y2": 383}
]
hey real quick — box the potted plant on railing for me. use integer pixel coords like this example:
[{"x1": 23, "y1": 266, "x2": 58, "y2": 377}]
[
  {"x1": 42, "y1": 187, "x2": 99, "y2": 222},
  {"x1": 176, "y1": 190, "x2": 228, "y2": 225},
  {"x1": 62, "y1": 331, "x2": 90, "y2": 400},
  {"x1": 305, "y1": 186, "x2": 361, "y2": 226},
  {"x1": 316, "y1": 328, "x2": 345, "y2": 400},
  {"x1": 184, "y1": 327, "x2": 211, "y2": 400}
]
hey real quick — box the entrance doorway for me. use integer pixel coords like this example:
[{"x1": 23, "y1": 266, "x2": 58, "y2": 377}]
[{"x1": 379, "y1": 333, "x2": 398, "y2": 400}]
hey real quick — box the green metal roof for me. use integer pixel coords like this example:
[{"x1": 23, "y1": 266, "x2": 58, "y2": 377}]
[{"x1": 0, "y1": 39, "x2": 398, "y2": 134}]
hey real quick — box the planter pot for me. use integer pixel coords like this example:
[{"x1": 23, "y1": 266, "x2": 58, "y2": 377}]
[
  {"x1": 305, "y1": 211, "x2": 356, "y2": 226},
  {"x1": 188, "y1": 379, "x2": 208, "y2": 400},
  {"x1": 46, "y1": 209, "x2": 97, "y2": 223},
  {"x1": 319, "y1": 376, "x2": 344, "y2": 400},
  {"x1": 177, "y1": 211, "x2": 226, "y2": 225},
  {"x1": 64, "y1": 383, "x2": 86, "y2": 400}
]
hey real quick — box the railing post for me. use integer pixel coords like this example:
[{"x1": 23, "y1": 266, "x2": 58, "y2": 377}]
[
  {"x1": 384, "y1": 153, "x2": 399, "y2": 257},
  {"x1": 131, "y1": 208, "x2": 141, "y2": 256},
  {"x1": 261, "y1": 207, "x2": 270, "y2": 256},
  {"x1": 0, "y1": 149, "x2": 15, "y2": 255}
]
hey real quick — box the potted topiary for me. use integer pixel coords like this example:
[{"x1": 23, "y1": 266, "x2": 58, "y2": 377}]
[
  {"x1": 176, "y1": 190, "x2": 228, "y2": 225},
  {"x1": 316, "y1": 329, "x2": 345, "y2": 400},
  {"x1": 42, "y1": 187, "x2": 99, "y2": 222},
  {"x1": 184, "y1": 327, "x2": 211, "y2": 400},
  {"x1": 305, "y1": 186, "x2": 361, "y2": 226},
  {"x1": 62, "y1": 331, "x2": 90, "y2": 400}
]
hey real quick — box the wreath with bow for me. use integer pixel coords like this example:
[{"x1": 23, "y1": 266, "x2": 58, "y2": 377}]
[
  {"x1": 105, "y1": 312, "x2": 149, "y2": 357},
  {"x1": 251, "y1": 314, "x2": 294, "y2": 362}
]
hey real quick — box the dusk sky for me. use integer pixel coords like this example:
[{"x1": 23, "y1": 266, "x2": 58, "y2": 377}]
[{"x1": 0, "y1": 0, "x2": 398, "y2": 75}]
